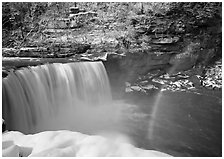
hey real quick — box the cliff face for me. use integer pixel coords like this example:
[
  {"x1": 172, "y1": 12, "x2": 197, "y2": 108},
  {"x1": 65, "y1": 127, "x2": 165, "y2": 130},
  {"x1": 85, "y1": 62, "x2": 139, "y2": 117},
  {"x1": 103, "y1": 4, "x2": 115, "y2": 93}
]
[
  {"x1": 104, "y1": 3, "x2": 222, "y2": 95},
  {"x1": 2, "y1": 3, "x2": 222, "y2": 94},
  {"x1": 115, "y1": 3, "x2": 221, "y2": 80}
]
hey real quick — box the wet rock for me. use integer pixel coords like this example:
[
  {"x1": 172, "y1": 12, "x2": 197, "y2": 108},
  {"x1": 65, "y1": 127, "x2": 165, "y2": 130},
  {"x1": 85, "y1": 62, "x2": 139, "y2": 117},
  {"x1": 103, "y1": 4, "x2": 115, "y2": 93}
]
[
  {"x1": 79, "y1": 52, "x2": 108, "y2": 61},
  {"x1": 2, "y1": 119, "x2": 6, "y2": 132},
  {"x1": 189, "y1": 75, "x2": 202, "y2": 88},
  {"x1": 148, "y1": 44, "x2": 182, "y2": 52},
  {"x1": 169, "y1": 53, "x2": 198, "y2": 72},
  {"x1": 69, "y1": 7, "x2": 80, "y2": 14},
  {"x1": 202, "y1": 60, "x2": 222, "y2": 90},
  {"x1": 152, "y1": 36, "x2": 180, "y2": 44},
  {"x1": 169, "y1": 42, "x2": 200, "y2": 72},
  {"x1": 2, "y1": 57, "x2": 78, "y2": 70},
  {"x1": 2, "y1": 48, "x2": 17, "y2": 57},
  {"x1": 2, "y1": 43, "x2": 91, "y2": 58},
  {"x1": 2, "y1": 70, "x2": 9, "y2": 78}
]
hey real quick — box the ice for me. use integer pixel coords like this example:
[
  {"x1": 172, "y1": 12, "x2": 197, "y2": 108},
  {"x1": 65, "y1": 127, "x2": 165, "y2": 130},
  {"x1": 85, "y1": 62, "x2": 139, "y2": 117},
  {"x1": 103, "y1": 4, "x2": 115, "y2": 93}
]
[{"x1": 2, "y1": 130, "x2": 172, "y2": 157}]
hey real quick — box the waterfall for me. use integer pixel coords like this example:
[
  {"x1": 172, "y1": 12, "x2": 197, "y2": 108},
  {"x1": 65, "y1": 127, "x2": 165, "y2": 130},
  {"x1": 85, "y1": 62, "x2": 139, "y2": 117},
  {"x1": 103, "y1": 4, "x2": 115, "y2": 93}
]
[{"x1": 2, "y1": 62, "x2": 112, "y2": 134}]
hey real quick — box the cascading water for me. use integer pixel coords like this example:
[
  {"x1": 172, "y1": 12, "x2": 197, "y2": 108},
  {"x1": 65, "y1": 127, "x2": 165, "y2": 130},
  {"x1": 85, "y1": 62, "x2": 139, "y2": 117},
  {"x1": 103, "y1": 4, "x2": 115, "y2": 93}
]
[
  {"x1": 2, "y1": 62, "x2": 113, "y2": 134},
  {"x1": 2, "y1": 61, "x2": 174, "y2": 157}
]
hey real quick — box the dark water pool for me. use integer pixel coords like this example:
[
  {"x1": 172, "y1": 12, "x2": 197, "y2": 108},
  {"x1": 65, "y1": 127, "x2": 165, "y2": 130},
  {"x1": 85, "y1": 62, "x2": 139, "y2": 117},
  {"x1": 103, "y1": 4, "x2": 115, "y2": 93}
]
[{"x1": 123, "y1": 90, "x2": 222, "y2": 157}]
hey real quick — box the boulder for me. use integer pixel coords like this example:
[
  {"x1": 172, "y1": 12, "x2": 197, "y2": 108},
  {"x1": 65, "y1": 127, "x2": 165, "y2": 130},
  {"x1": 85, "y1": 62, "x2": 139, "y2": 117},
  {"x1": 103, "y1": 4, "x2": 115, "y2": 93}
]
[{"x1": 189, "y1": 75, "x2": 201, "y2": 88}]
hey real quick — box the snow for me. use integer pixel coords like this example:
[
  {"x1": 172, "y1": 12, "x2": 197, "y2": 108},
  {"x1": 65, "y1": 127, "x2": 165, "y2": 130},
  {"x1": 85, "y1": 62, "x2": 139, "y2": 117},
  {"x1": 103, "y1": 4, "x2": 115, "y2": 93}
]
[{"x1": 2, "y1": 130, "x2": 172, "y2": 157}]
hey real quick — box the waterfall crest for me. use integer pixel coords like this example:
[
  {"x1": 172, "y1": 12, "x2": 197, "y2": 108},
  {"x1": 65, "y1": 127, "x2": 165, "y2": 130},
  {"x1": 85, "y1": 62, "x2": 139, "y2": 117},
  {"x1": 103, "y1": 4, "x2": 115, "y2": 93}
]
[{"x1": 3, "y1": 62, "x2": 112, "y2": 134}]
